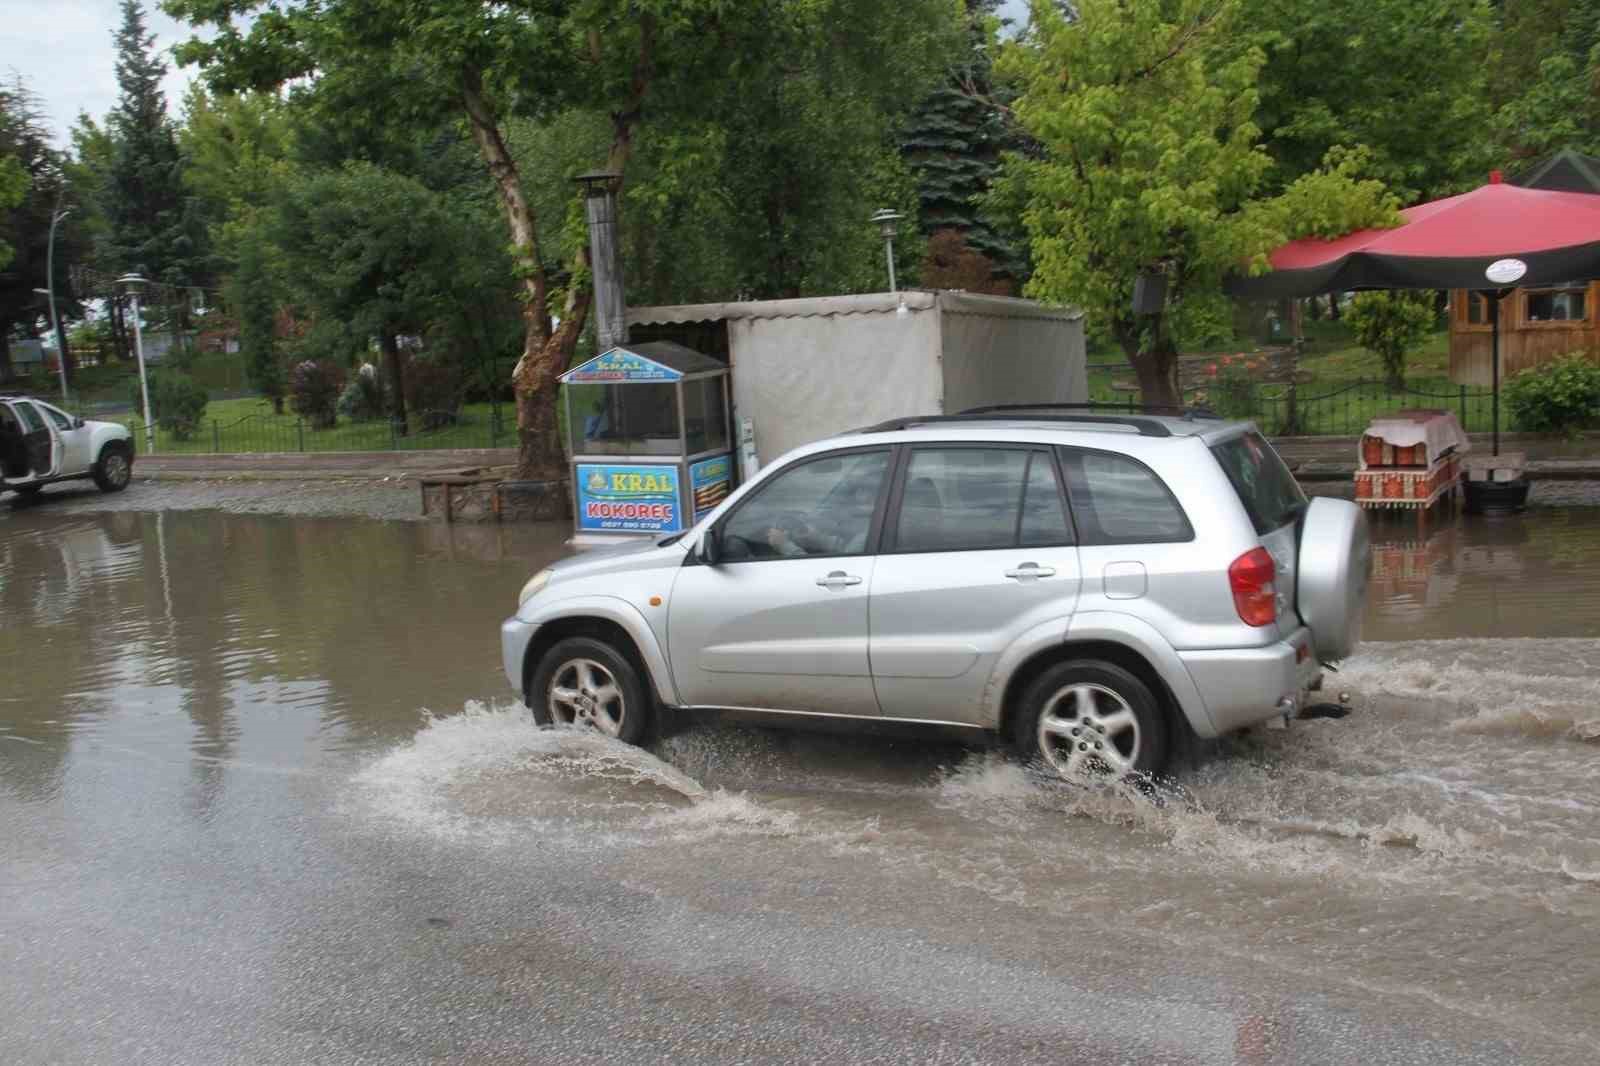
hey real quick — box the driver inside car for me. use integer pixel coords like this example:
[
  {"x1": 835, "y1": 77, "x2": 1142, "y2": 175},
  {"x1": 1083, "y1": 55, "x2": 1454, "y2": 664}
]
[{"x1": 763, "y1": 513, "x2": 839, "y2": 557}]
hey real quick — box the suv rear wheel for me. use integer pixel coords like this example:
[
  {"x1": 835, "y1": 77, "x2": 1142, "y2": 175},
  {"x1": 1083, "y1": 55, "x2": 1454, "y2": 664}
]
[
  {"x1": 528, "y1": 636, "x2": 649, "y2": 745},
  {"x1": 1014, "y1": 660, "x2": 1168, "y2": 781}
]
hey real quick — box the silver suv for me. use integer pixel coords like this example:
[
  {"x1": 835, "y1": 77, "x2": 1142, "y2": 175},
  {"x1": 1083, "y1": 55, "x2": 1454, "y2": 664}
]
[{"x1": 501, "y1": 409, "x2": 1369, "y2": 780}]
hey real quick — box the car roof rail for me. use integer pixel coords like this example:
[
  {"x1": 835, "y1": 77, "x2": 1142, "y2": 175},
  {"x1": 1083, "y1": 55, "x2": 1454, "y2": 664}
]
[
  {"x1": 855, "y1": 413, "x2": 1173, "y2": 438},
  {"x1": 961, "y1": 402, "x2": 1222, "y2": 421}
]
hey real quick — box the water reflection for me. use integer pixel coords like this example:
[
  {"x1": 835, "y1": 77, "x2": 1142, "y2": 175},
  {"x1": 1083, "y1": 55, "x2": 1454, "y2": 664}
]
[
  {"x1": 0, "y1": 510, "x2": 571, "y2": 807},
  {"x1": 1363, "y1": 508, "x2": 1600, "y2": 640}
]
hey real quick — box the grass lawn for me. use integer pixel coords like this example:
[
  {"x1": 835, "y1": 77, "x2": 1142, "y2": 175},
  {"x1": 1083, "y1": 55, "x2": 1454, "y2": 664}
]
[
  {"x1": 123, "y1": 396, "x2": 513, "y2": 454},
  {"x1": 1087, "y1": 327, "x2": 1505, "y2": 435}
]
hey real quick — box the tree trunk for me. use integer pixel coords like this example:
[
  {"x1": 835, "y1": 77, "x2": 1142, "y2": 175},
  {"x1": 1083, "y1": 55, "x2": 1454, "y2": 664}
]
[
  {"x1": 0, "y1": 334, "x2": 12, "y2": 382},
  {"x1": 461, "y1": 19, "x2": 656, "y2": 481},
  {"x1": 462, "y1": 68, "x2": 555, "y2": 478},
  {"x1": 1384, "y1": 353, "x2": 1405, "y2": 392},
  {"x1": 57, "y1": 320, "x2": 75, "y2": 386},
  {"x1": 1328, "y1": 292, "x2": 1341, "y2": 320},
  {"x1": 1115, "y1": 318, "x2": 1181, "y2": 409},
  {"x1": 381, "y1": 332, "x2": 408, "y2": 435},
  {"x1": 110, "y1": 297, "x2": 130, "y2": 363}
]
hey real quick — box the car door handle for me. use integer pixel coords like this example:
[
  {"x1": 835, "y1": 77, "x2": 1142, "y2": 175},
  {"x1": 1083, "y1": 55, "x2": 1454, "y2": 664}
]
[
  {"x1": 816, "y1": 570, "x2": 863, "y2": 589},
  {"x1": 1004, "y1": 563, "x2": 1056, "y2": 580}
]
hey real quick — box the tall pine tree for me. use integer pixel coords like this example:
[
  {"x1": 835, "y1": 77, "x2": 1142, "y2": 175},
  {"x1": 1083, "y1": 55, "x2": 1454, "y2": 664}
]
[
  {"x1": 901, "y1": 0, "x2": 1025, "y2": 290},
  {"x1": 101, "y1": 0, "x2": 208, "y2": 351}
]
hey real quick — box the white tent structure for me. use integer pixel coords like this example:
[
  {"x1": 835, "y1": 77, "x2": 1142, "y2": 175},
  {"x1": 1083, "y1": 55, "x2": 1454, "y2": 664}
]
[{"x1": 627, "y1": 290, "x2": 1086, "y2": 466}]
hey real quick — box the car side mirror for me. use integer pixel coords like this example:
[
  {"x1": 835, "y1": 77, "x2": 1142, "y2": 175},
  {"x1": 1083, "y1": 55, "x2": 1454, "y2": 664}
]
[
  {"x1": 74, "y1": 417, "x2": 86, "y2": 429},
  {"x1": 700, "y1": 527, "x2": 722, "y2": 566}
]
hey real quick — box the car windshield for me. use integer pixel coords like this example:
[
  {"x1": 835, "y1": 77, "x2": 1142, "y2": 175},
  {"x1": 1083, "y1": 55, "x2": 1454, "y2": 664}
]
[{"x1": 1210, "y1": 431, "x2": 1306, "y2": 534}]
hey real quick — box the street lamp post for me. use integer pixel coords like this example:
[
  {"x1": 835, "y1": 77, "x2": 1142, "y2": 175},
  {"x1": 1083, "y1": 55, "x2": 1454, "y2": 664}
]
[
  {"x1": 32, "y1": 204, "x2": 72, "y2": 405},
  {"x1": 870, "y1": 208, "x2": 904, "y2": 293},
  {"x1": 117, "y1": 273, "x2": 156, "y2": 455}
]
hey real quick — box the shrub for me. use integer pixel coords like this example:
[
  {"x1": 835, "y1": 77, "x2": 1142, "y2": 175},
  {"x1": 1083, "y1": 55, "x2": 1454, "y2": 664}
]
[
  {"x1": 1192, "y1": 353, "x2": 1259, "y2": 419},
  {"x1": 1504, "y1": 353, "x2": 1600, "y2": 436},
  {"x1": 128, "y1": 370, "x2": 209, "y2": 441},
  {"x1": 337, "y1": 367, "x2": 386, "y2": 422},
  {"x1": 403, "y1": 357, "x2": 464, "y2": 429},
  {"x1": 289, "y1": 359, "x2": 346, "y2": 429},
  {"x1": 1345, "y1": 291, "x2": 1435, "y2": 389}
]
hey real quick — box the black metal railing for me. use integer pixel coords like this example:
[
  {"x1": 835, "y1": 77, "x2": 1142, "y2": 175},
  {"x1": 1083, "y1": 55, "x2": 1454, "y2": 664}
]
[
  {"x1": 1085, "y1": 377, "x2": 1500, "y2": 437},
  {"x1": 122, "y1": 406, "x2": 510, "y2": 455}
]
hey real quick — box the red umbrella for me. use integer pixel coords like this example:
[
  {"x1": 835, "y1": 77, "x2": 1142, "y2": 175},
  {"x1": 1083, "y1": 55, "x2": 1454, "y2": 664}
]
[{"x1": 1229, "y1": 172, "x2": 1600, "y2": 454}]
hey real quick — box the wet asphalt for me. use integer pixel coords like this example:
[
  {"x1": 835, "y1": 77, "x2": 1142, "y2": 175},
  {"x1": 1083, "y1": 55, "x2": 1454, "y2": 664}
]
[{"x1": 2, "y1": 478, "x2": 1597, "y2": 1065}]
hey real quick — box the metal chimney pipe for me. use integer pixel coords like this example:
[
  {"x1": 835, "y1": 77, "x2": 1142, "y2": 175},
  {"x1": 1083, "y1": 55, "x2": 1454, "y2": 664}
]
[{"x1": 576, "y1": 170, "x2": 626, "y2": 351}]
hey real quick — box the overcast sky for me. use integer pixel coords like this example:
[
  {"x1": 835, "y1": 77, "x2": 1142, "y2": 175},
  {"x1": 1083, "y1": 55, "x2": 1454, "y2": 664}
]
[
  {"x1": 3, "y1": 1, "x2": 203, "y2": 145},
  {"x1": 3, "y1": 0, "x2": 1034, "y2": 148}
]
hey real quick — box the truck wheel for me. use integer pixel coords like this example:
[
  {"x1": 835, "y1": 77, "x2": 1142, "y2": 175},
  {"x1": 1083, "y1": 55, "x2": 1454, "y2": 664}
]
[
  {"x1": 1014, "y1": 660, "x2": 1168, "y2": 782},
  {"x1": 93, "y1": 444, "x2": 133, "y2": 493},
  {"x1": 528, "y1": 636, "x2": 649, "y2": 745}
]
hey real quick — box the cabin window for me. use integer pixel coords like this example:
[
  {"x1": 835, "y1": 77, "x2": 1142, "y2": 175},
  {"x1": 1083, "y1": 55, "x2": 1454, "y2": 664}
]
[
  {"x1": 1524, "y1": 284, "x2": 1588, "y2": 324},
  {"x1": 1464, "y1": 291, "x2": 1489, "y2": 325}
]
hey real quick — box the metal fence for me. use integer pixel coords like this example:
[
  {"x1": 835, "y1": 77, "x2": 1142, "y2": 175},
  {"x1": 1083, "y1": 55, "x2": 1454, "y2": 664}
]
[
  {"x1": 1181, "y1": 378, "x2": 1499, "y2": 437},
  {"x1": 122, "y1": 406, "x2": 511, "y2": 455},
  {"x1": 113, "y1": 379, "x2": 1504, "y2": 455}
]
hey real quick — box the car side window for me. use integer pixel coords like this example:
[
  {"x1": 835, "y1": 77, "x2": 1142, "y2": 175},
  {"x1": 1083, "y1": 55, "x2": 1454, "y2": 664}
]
[
  {"x1": 1060, "y1": 448, "x2": 1193, "y2": 545},
  {"x1": 38, "y1": 403, "x2": 73, "y2": 431},
  {"x1": 719, "y1": 449, "x2": 890, "y2": 561},
  {"x1": 891, "y1": 447, "x2": 1072, "y2": 553},
  {"x1": 14, "y1": 402, "x2": 45, "y2": 434}
]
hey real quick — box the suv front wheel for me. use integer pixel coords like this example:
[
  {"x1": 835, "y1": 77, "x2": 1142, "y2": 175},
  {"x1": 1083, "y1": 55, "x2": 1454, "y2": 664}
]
[
  {"x1": 528, "y1": 636, "x2": 649, "y2": 745},
  {"x1": 1014, "y1": 660, "x2": 1168, "y2": 782}
]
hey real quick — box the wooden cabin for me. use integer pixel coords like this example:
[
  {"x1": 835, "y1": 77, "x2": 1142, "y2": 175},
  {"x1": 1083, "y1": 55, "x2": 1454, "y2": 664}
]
[{"x1": 1449, "y1": 282, "x2": 1600, "y2": 386}]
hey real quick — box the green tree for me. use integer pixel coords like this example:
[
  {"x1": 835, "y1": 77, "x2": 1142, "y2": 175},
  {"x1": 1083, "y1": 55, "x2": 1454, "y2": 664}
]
[
  {"x1": 0, "y1": 78, "x2": 87, "y2": 383},
  {"x1": 996, "y1": 0, "x2": 1399, "y2": 407},
  {"x1": 902, "y1": 0, "x2": 1026, "y2": 287},
  {"x1": 229, "y1": 226, "x2": 285, "y2": 411},
  {"x1": 1244, "y1": 0, "x2": 1496, "y2": 202},
  {"x1": 1345, "y1": 291, "x2": 1436, "y2": 389},
  {"x1": 165, "y1": 0, "x2": 960, "y2": 478},
  {"x1": 268, "y1": 161, "x2": 504, "y2": 431},
  {"x1": 1491, "y1": 0, "x2": 1600, "y2": 159},
  {"x1": 103, "y1": 0, "x2": 212, "y2": 359},
  {"x1": 0, "y1": 155, "x2": 25, "y2": 270}
]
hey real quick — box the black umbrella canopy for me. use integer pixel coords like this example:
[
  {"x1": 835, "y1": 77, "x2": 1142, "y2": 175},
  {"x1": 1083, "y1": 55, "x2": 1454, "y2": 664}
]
[{"x1": 1227, "y1": 173, "x2": 1600, "y2": 457}]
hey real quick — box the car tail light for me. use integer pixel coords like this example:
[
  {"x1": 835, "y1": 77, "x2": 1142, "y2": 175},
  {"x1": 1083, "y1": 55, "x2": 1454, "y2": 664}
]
[{"x1": 1229, "y1": 547, "x2": 1277, "y2": 627}]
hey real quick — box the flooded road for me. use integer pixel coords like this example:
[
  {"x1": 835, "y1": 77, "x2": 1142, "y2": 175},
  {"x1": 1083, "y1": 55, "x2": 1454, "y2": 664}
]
[{"x1": 3, "y1": 494, "x2": 1598, "y2": 1064}]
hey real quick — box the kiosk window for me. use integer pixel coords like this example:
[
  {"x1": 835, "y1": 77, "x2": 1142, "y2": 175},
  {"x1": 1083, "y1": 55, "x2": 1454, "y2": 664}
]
[{"x1": 683, "y1": 377, "x2": 728, "y2": 455}]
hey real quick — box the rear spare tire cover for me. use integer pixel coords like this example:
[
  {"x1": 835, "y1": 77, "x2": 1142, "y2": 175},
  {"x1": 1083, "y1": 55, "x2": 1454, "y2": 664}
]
[{"x1": 1297, "y1": 497, "x2": 1370, "y2": 662}]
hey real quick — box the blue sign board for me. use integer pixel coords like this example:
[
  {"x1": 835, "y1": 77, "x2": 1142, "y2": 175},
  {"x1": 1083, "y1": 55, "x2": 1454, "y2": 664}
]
[
  {"x1": 560, "y1": 347, "x2": 682, "y2": 383},
  {"x1": 576, "y1": 463, "x2": 681, "y2": 533},
  {"x1": 689, "y1": 453, "x2": 732, "y2": 520}
]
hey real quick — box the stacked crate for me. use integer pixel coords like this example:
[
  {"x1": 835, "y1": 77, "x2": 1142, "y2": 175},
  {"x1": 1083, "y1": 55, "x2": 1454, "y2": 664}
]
[{"x1": 1354, "y1": 433, "x2": 1460, "y2": 509}]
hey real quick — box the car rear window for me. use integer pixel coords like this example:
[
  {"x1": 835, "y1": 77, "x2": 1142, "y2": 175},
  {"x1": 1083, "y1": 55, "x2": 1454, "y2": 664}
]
[{"x1": 1211, "y1": 431, "x2": 1307, "y2": 534}]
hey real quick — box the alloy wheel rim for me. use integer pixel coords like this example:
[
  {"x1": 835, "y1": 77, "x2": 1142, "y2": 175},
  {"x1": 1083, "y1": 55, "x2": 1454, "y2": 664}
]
[
  {"x1": 106, "y1": 454, "x2": 129, "y2": 486},
  {"x1": 1037, "y1": 683, "x2": 1141, "y2": 780},
  {"x1": 547, "y1": 658, "x2": 625, "y2": 737}
]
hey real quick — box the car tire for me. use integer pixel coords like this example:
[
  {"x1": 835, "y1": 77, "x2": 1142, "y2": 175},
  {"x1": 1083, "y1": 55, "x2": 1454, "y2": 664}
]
[
  {"x1": 1013, "y1": 659, "x2": 1169, "y2": 782},
  {"x1": 527, "y1": 636, "x2": 650, "y2": 745},
  {"x1": 92, "y1": 444, "x2": 133, "y2": 493}
]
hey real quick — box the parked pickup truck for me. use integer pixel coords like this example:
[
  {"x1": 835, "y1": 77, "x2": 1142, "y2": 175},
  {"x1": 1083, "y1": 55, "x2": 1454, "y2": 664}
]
[{"x1": 1, "y1": 395, "x2": 135, "y2": 498}]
